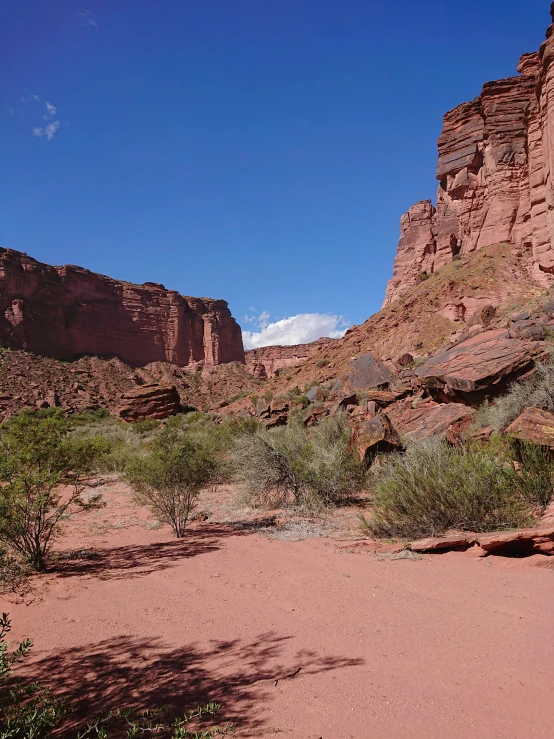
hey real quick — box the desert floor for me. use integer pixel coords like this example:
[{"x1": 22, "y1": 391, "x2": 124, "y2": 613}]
[{"x1": 3, "y1": 478, "x2": 554, "y2": 738}]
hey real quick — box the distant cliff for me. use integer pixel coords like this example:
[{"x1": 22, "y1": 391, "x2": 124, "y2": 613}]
[
  {"x1": 384, "y1": 6, "x2": 554, "y2": 305},
  {"x1": 245, "y1": 338, "x2": 335, "y2": 379},
  {"x1": 0, "y1": 248, "x2": 245, "y2": 367}
]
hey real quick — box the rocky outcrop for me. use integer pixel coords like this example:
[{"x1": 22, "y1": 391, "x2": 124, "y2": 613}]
[
  {"x1": 415, "y1": 329, "x2": 546, "y2": 403},
  {"x1": 505, "y1": 407, "x2": 554, "y2": 449},
  {"x1": 384, "y1": 8, "x2": 554, "y2": 306},
  {"x1": 245, "y1": 338, "x2": 334, "y2": 380},
  {"x1": 116, "y1": 384, "x2": 181, "y2": 421},
  {"x1": 0, "y1": 248, "x2": 244, "y2": 367},
  {"x1": 410, "y1": 524, "x2": 554, "y2": 557},
  {"x1": 350, "y1": 414, "x2": 402, "y2": 462},
  {"x1": 388, "y1": 401, "x2": 474, "y2": 440}
]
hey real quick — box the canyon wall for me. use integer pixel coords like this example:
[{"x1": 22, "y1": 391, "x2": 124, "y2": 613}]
[
  {"x1": 245, "y1": 338, "x2": 335, "y2": 379},
  {"x1": 384, "y1": 7, "x2": 554, "y2": 306},
  {"x1": 0, "y1": 248, "x2": 245, "y2": 367}
]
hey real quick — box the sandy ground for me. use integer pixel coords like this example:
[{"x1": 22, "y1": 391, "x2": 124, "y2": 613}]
[{"x1": 3, "y1": 478, "x2": 554, "y2": 738}]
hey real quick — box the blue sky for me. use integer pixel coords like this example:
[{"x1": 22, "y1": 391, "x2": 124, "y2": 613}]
[{"x1": 1, "y1": 1, "x2": 549, "y2": 348}]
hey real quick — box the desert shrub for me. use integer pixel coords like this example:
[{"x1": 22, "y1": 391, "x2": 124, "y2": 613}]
[
  {"x1": 124, "y1": 428, "x2": 217, "y2": 537},
  {"x1": 477, "y1": 360, "x2": 554, "y2": 431},
  {"x1": 367, "y1": 438, "x2": 531, "y2": 538},
  {"x1": 76, "y1": 703, "x2": 230, "y2": 738},
  {"x1": 130, "y1": 418, "x2": 161, "y2": 435},
  {"x1": 508, "y1": 439, "x2": 553, "y2": 510},
  {"x1": 231, "y1": 413, "x2": 363, "y2": 510},
  {"x1": 69, "y1": 416, "x2": 158, "y2": 473},
  {"x1": 0, "y1": 411, "x2": 104, "y2": 571},
  {"x1": 70, "y1": 408, "x2": 111, "y2": 425},
  {"x1": 316, "y1": 358, "x2": 329, "y2": 368},
  {"x1": 0, "y1": 612, "x2": 68, "y2": 737}
]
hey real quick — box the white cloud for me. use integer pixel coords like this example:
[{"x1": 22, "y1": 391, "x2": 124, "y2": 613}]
[
  {"x1": 33, "y1": 120, "x2": 61, "y2": 141},
  {"x1": 77, "y1": 9, "x2": 97, "y2": 27},
  {"x1": 44, "y1": 102, "x2": 57, "y2": 118},
  {"x1": 243, "y1": 313, "x2": 349, "y2": 350}
]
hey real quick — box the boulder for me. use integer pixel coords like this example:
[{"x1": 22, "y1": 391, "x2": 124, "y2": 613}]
[
  {"x1": 116, "y1": 384, "x2": 180, "y2": 421},
  {"x1": 350, "y1": 414, "x2": 402, "y2": 462},
  {"x1": 265, "y1": 414, "x2": 288, "y2": 429},
  {"x1": 396, "y1": 353, "x2": 413, "y2": 367},
  {"x1": 388, "y1": 402, "x2": 474, "y2": 440},
  {"x1": 505, "y1": 407, "x2": 554, "y2": 450},
  {"x1": 346, "y1": 353, "x2": 397, "y2": 390},
  {"x1": 270, "y1": 399, "x2": 290, "y2": 415},
  {"x1": 254, "y1": 398, "x2": 271, "y2": 418},
  {"x1": 415, "y1": 329, "x2": 543, "y2": 401}
]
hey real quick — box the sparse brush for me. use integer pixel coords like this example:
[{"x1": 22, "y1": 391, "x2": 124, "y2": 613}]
[
  {"x1": 231, "y1": 413, "x2": 364, "y2": 511},
  {"x1": 366, "y1": 438, "x2": 532, "y2": 539},
  {"x1": 477, "y1": 360, "x2": 554, "y2": 431},
  {"x1": 508, "y1": 439, "x2": 554, "y2": 510}
]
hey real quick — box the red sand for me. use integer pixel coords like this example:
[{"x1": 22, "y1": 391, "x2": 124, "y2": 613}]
[{"x1": 3, "y1": 480, "x2": 554, "y2": 738}]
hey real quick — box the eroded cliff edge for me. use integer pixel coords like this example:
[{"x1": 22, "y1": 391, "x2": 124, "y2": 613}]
[
  {"x1": 384, "y1": 6, "x2": 554, "y2": 306},
  {"x1": 0, "y1": 248, "x2": 245, "y2": 367}
]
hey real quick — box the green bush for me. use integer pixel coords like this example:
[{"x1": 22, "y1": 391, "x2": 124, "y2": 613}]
[
  {"x1": 124, "y1": 428, "x2": 217, "y2": 537},
  {"x1": 130, "y1": 418, "x2": 161, "y2": 435},
  {"x1": 477, "y1": 360, "x2": 554, "y2": 431},
  {"x1": 366, "y1": 438, "x2": 532, "y2": 538},
  {"x1": 0, "y1": 411, "x2": 104, "y2": 571},
  {"x1": 231, "y1": 413, "x2": 363, "y2": 510},
  {"x1": 508, "y1": 439, "x2": 553, "y2": 510}
]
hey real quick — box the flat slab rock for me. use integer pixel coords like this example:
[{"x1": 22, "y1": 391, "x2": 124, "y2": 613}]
[
  {"x1": 389, "y1": 401, "x2": 474, "y2": 439},
  {"x1": 415, "y1": 329, "x2": 541, "y2": 394},
  {"x1": 410, "y1": 524, "x2": 554, "y2": 555},
  {"x1": 505, "y1": 407, "x2": 554, "y2": 449}
]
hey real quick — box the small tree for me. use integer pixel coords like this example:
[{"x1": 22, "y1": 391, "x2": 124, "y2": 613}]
[
  {"x1": 0, "y1": 411, "x2": 103, "y2": 572},
  {"x1": 124, "y1": 429, "x2": 216, "y2": 538}
]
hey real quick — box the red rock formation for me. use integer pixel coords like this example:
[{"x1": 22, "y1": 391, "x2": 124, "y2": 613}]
[
  {"x1": 245, "y1": 338, "x2": 334, "y2": 380},
  {"x1": 116, "y1": 384, "x2": 181, "y2": 421},
  {"x1": 0, "y1": 248, "x2": 244, "y2": 367},
  {"x1": 384, "y1": 8, "x2": 554, "y2": 305},
  {"x1": 505, "y1": 406, "x2": 554, "y2": 449}
]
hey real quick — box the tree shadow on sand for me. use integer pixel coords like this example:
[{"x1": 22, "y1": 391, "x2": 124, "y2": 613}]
[
  {"x1": 51, "y1": 525, "x2": 251, "y2": 581},
  {"x1": 26, "y1": 632, "x2": 364, "y2": 736}
]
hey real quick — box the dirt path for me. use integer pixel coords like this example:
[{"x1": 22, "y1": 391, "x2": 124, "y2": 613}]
[{"x1": 3, "y1": 480, "x2": 554, "y2": 738}]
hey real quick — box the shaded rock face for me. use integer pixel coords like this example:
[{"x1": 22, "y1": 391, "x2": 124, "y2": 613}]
[
  {"x1": 245, "y1": 338, "x2": 334, "y2": 380},
  {"x1": 384, "y1": 11, "x2": 554, "y2": 306},
  {"x1": 116, "y1": 384, "x2": 181, "y2": 421},
  {"x1": 0, "y1": 248, "x2": 244, "y2": 367}
]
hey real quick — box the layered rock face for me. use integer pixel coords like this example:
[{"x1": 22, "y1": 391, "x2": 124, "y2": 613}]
[
  {"x1": 245, "y1": 338, "x2": 334, "y2": 380},
  {"x1": 0, "y1": 248, "x2": 244, "y2": 367},
  {"x1": 384, "y1": 8, "x2": 554, "y2": 306}
]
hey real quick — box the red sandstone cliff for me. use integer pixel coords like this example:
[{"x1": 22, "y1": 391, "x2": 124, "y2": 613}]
[
  {"x1": 0, "y1": 248, "x2": 244, "y2": 367},
  {"x1": 245, "y1": 338, "x2": 336, "y2": 379},
  {"x1": 384, "y1": 6, "x2": 554, "y2": 306}
]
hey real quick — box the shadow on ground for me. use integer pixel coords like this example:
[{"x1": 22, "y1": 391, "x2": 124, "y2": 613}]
[
  {"x1": 52, "y1": 525, "x2": 253, "y2": 581},
  {"x1": 27, "y1": 632, "x2": 364, "y2": 736}
]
